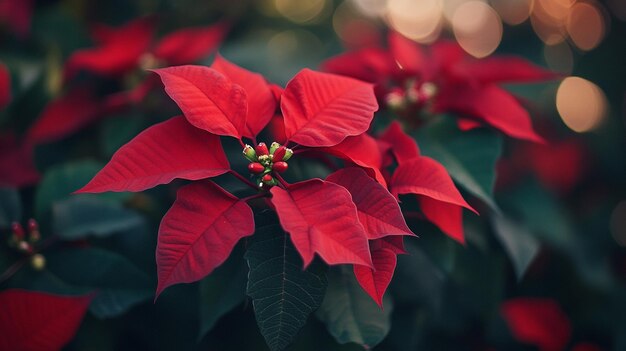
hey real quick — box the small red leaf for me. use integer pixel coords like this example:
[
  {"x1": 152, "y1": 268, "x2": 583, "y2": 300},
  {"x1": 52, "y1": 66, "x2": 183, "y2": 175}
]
[
  {"x1": 0, "y1": 62, "x2": 10, "y2": 109},
  {"x1": 378, "y1": 121, "x2": 420, "y2": 164},
  {"x1": 353, "y1": 248, "x2": 397, "y2": 307},
  {"x1": 419, "y1": 196, "x2": 465, "y2": 244},
  {"x1": 327, "y1": 168, "x2": 414, "y2": 240},
  {"x1": 270, "y1": 179, "x2": 373, "y2": 267},
  {"x1": 156, "y1": 181, "x2": 254, "y2": 297},
  {"x1": 211, "y1": 55, "x2": 275, "y2": 138},
  {"x1": 65, "y1": 18, "x2": 154, "y2": 78},
  {"x1": 0, "y1": 133, "x2": 40, "y2": 187},
  {"x1": 390, "y1": 156, "x2": 476, "y2": 213},
  {"x1": 152, "y1": 65, "x2": 247, "y2": 138},
  {"x1": 323, "y1": 134, "x2": 387, "y2": 186},
  {"x1": 153, "y1": 22, "x2": 228, "y2": 65},
  {"x1": 436, "y1": 85, "x2": 544, "y2": 143},
  {"x1": 77, "y1": 116, "x2": 230, "y2": 193},
  {"x1": 501, "y1": 298, "x2": 572, "y2": 351},
  {"x1": 27, "y1": 88, "x2": 101, "y2": 145},
  {"x1": 281, "y1": 68, "x2": 378, "y2": 147},
  {"x1": 321, "y1": 48, "x2": 394, "y2": 84},
  {"x1": 0, "y1": 289, "x2": 93, "y2": 351},
  {"x1": 459, "y1": 56, "x2": 558, "y2": 84}
]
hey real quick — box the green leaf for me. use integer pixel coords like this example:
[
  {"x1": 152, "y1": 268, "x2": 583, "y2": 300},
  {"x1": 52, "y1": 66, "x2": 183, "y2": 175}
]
[
  {"x1": 53, "y1": 197, "x2": 144, "y2": 240},
  {"x1": 0, "y1": 187, "x2": 21, "y2": 228},
  {"x1": 45, "y1": 248, "x2": 152, "y2": 318},
  {"x1": 316, "y1": 266, "x2": 392, "y2": 348},
  {"x1": 35, "y1": 160, "x2": 130, "y2": 219},
  {"x1": 416, "y1": 118, "x2": 502, "y2": 212},
  {"x1": 499, "y1": 178, "x2": 574, "y2": 247},
  {"x1": 198, "y1": 252, "x2": 248, "y2": 341},
  {"x1": 100, "y1": 114, "x2": 150, "y2": 158},
  {"x1": 491, "y1": 215, "x2": 540, "y2": 280},
  {"x1": 245, "y1": 223, "x2": 327, "y2": 351}
]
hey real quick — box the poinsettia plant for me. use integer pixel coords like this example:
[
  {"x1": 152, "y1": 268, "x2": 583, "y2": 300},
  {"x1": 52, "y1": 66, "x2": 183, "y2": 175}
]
[
  {"x1": 75, "y1": 54, "x2": 479, "y2": 349},
  {"x1": 26, "y1": 17, "x2": 228, "y2": 146},
  {"x1": 323, "y1": 31, "x2": 557, "y2": 142}
]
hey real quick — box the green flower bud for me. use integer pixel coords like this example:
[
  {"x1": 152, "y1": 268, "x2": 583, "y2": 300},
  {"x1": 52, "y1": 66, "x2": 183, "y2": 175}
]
[
  {"x1": 283, "y1": 148, "x2": 294, "y2": 161},
  {"x1": 243, "y1": 145, "x2": 257, "y2": 161},
  {"x1": 269, "y1": 142, "x2": 281, "y2": 154}
]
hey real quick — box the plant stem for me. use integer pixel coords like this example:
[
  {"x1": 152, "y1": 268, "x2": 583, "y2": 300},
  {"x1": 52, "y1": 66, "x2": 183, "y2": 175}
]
[
  {"x1": 274, "y1": 173, "x2": 289, "y2": 188},
  {"x1": 229, "y1": 170, "x2": 259, "y2": 190}
]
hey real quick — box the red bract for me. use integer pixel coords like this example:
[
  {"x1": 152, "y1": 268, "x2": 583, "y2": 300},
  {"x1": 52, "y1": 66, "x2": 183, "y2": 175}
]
[
  {"x1": 65, "y1": 18, "x2": 228, "y2": 79},
  {"x1": 326, "y1": 167, "x2": 414, "y2": 306},
  {"x1": 501, "y1": 298, "x2": 571, "y2": 351},
  {"x1": 0, "y1": 0, "x2": 32, "y2": 38},
  {"x1": 497, "y1": 138, "x2": 588, "y2": 195},
  {"x1": 281, "y1": 68, "x2": 378, "y2": 147},
  {"x1": 151, "y1": 65, "x2": 248, "y2": 138},
  {"x1": 0, "y1": 289, "x2": 93, "y2": 351},
  {"x1": 271, "y1": 179, "x2": 373, "y2": 267},
  {"x1": 0, "y1": 62, "x2": 10, "y2": 109},
  {"x1": 211, "y1": 54, "x2": 276, "y2": 139},
  {"x1": 77, "y1": 58, "x2": 418, "y2": 301},
  {"x1": 501, "y1": 298, "x2": 605, "y2": 351},
  {"x1": 26, "y1": 87, "x2": 101, "y2": 145},
  {"x1": 0, "y1": 133, "x2": 40, "y2": 187},
  {"x1": 322, "y1": 31, "x2": 557, "y2": 142},
  {"x1": 379, "y1": 121, "x2": 476, "y2": 244},
  {"x1": 77, "y1": 116, "x2": 230, "y2": 193},
  {"x1": 156, "y1": 181, "x2": 254, "y2": 297},
  {"x1": 27, "y1": 19, "x2": 227, "y2": 146},
  {"x1": 326, "y1": 168, "x2": 413, "y2": 241},
  {"x1": 353, "y1": 247, "x2": 396, "y2": 308}
]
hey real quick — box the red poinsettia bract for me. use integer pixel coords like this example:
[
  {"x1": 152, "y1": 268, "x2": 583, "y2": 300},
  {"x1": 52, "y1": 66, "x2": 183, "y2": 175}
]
[
  {"x1": 0, "y1": 0, "x2": 32, "y2": 38},
  {"x1": 26, "y1": 18, "x2": 228, "y2": 145},
  {"x1": 501, "y1": 298, "x2": 604, "y2": 351},
  {"x1": 77, "y1": 57, "x2": 420, "y2": 304},
  {"x1": 323, "y1": 31, "x2": 557, "y2": 142},
  {"x1": 0, "y1": 61, "x2": 10, "y2": 109},
  {"x1": 378, "y1": 121, "x2": 476, "y2": 244},
  {"x1": 0, "y1": 289, "x2": 93, "y2": 351}
]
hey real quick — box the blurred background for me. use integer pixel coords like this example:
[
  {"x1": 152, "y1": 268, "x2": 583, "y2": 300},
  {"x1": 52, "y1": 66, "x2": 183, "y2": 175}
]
[{"x1": 1, "y1": 0, "x2": 625, "y2": 350}]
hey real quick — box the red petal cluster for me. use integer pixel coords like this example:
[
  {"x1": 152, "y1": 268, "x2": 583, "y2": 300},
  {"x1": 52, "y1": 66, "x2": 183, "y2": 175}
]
[
  {"x1": 76, "y1": 57, "x2": 416, "y2": 305},
  {"x1": 323, "y1": 31, "x2": 558, "y2": 142},
  {"x1": 27, "y1": 18, "x2": 227, "y2": 146}
]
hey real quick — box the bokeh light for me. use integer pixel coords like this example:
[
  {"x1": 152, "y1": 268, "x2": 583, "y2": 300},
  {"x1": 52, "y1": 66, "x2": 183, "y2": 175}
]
[
  {"x1": 491, "y1": 0, "x2": 534, "y2": 25},
  {"x1": 334, "y1": 1, "x2": 381, "y2": 48},
  {"x1": 452, "y1": 1, "x2": 502, "y2": 58},
  {"x1": 385, "y1": 0, "x2": 444, "y2": 43},
  {"x1": 274, "y1": 0, "x2": 329, "y2": 24},
  {"x1": 566, "y1": 1, "x2": 607, "y2": 51},
  {"x1": 349, "y1": 0, "x2": 387, "y2": 18},
  {"x1": 556, "y1": 77, "x2": 608, "y2": 132}
]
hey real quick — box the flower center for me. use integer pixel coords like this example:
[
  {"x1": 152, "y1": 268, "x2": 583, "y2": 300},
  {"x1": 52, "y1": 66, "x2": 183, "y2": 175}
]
[
  {"x1": 8, "y1": 219, "x2": 46, "y2": 271},
  {"x1": 384, "y1": 80, "x2": 438, "y2": 112},
  {"x1": 243, "y1": 142, "x2": 293, "y2": 188}
]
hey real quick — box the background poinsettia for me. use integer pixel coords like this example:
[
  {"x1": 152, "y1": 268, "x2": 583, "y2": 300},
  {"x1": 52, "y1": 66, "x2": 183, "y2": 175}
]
[{"x1": 1, "y1": 1, "x2": 626, "y2": 351}]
